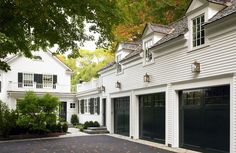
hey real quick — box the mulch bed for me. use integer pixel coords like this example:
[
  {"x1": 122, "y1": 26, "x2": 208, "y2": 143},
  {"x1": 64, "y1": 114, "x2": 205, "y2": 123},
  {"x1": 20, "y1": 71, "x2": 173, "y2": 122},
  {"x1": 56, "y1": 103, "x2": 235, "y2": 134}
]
[{"x1": 0, "y1": 132, "x2": 66, "y2": 141}]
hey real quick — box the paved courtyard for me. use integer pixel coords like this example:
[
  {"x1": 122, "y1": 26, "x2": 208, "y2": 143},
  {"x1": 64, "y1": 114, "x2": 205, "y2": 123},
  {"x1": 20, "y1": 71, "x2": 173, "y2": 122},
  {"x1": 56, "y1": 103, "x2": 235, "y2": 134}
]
[{"x1": 0, "y1": 135, "x2": 174, "y2": 153}]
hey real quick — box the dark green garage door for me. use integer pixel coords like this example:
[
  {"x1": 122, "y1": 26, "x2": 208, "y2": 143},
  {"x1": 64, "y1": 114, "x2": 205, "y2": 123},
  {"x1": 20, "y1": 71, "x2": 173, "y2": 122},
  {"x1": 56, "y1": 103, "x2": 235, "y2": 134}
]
[
  {"x1": 180, "y1": 85, "x2": 230, "y2": 153},
  {"x1": 114, "y1": 97, "x2": 130, "y2": 136},
  {"x1": 139, "y1": 93, "x2": 165, "y2": 143}
]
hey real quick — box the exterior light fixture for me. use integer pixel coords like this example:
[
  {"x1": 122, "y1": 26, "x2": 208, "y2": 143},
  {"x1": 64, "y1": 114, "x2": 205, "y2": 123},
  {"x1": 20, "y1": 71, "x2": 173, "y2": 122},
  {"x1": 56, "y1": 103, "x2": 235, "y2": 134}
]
[
  {"x1": 101, "y1": 85, "x2": 105, "y2": 92},
  {"x1": 115, "y1": 81, "x2": 121, "y2": 89},
  {"x1": 191, "y1": 61, "x2": 200, "y2": 73},
  {"x1": 144, "y1": 73, "x2": 150, "y2": 82}
]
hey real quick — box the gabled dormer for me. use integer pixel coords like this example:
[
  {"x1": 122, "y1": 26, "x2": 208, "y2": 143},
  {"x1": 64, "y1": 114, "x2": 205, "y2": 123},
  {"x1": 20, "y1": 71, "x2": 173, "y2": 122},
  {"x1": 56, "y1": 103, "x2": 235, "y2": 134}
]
[
  {"x1": 186, "y1": 0, "x2": 226, "y2": 51},
  {"x1": 115, "y1": 42, "x2": 140, "y2": 74},
  {"x1": 141, "y1": 23, "x2": 173, "y2": 65}
]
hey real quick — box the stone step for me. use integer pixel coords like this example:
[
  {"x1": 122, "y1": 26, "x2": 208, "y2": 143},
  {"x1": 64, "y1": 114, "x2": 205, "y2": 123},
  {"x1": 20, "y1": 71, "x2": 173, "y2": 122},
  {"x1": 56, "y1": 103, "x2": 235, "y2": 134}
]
[
  {"x1": 83, "y1": 129, "x2": 110, "y2": 134},
  {"x1": 87, "y1": 126, "x2": 107, "y2": 130}
]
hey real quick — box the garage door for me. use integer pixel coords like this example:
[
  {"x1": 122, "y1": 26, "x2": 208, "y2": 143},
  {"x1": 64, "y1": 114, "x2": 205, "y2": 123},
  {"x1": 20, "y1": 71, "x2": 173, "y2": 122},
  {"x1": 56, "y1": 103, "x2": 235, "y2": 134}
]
[
  {"x1": 139, "y1": 93, "x2": 165, "y2": 143},
  {"x1": 114, "y1": 97, "x2": 130, "y2": 136},
  {"x1": 180, "y1": 85, "x2": 230, "y2": 152}
]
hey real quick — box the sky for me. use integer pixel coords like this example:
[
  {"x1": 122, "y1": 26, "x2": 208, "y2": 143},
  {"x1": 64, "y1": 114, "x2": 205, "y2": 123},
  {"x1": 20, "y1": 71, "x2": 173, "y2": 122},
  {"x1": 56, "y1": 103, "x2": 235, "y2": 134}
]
[{"x1": 50, "y1": 22, "x2": 99, "y2": 54}]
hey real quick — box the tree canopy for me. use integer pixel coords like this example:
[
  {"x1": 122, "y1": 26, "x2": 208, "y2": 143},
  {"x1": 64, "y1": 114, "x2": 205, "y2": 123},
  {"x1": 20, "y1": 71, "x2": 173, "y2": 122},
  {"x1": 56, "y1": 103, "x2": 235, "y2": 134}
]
[
  {"x1": 0, "y1": 0, "x2": 121, "y2": 71},
  {"x1": 113, "y1": 0, "x2": 188, "y2": 42},
  {"x1": 57, "y1": 49, "x2": 114, "y2": 85}
]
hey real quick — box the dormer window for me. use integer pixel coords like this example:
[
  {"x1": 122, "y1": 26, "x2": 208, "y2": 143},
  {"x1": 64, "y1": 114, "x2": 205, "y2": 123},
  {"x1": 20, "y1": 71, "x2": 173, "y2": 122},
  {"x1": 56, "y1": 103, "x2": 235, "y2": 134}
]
[
  {"x1": 192, "y1": 14, "x2": 205, "y2": 47},
  {"x1": 116, "y1": 54, "x2": 122, "y2": 74},
  {"x1": 144, "y1": 39, "x2": 153, "y2": 62}
]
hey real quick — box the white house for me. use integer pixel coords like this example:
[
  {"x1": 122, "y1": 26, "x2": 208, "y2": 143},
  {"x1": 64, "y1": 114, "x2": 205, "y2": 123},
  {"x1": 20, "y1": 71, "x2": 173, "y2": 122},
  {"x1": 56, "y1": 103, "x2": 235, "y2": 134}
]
[
  {"x1": 77, "y1": 0, "x2": 236, "y2": 152},
  {"x1": 0, "y1": 51, "x2": 77, "y2": 123}
]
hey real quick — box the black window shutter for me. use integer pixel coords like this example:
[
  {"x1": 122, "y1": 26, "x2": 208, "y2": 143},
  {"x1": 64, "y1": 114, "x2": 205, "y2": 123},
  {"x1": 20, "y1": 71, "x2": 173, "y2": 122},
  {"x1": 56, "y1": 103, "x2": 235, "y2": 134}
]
[
  {"x1": 97, "y1": 97, "x2": 100, "y2": 115},
  {"x1": 53, "y1": 75, "x2": 57, "y2": 84},
  {"x1": 18, "y1": 73, "x2": 23, "y2": 87},
  {"x1": 78, "y1": 100, "x2": 80, "y2": 114},
  {"x1": 34, "y1": 74, "x2": 43, "y2": 88},
  {"x1": 53, "y1": 75, "x2": 57, "y2": 89},
  {"x1": 0, "y1": 81, "x2": 1, "y2": 93},
  {"x1": 80, "y1": 100, "x2": 84, "y2": 114},
  {"x1": 90, "y1": 98, "x2": 94, "y2": 114}
]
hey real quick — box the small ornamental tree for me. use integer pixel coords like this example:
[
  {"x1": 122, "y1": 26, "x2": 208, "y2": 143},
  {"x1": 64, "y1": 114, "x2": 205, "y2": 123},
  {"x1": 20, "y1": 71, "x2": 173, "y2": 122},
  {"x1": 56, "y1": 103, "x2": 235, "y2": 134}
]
[{"x1": 17, "y1": 91, "x2": 59, "y2": 133}]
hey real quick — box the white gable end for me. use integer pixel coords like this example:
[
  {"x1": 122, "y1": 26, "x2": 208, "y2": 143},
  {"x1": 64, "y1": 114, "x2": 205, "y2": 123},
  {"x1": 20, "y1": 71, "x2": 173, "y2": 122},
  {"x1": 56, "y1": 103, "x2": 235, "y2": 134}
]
[
  {"x1": 142, "y1": 25, "x2": 154, "y2": 38},
  {"x1": 186, "y1": 0, "x2": 206, "y2": 13}
]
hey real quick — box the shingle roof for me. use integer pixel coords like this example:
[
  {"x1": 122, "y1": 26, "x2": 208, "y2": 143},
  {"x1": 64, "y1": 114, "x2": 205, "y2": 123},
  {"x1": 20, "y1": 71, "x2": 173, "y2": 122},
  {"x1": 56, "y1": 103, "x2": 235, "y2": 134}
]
[
  {"x1": 206, "y1": 0, "x2": 236, "y2": 24},
  {"x1": 98, "y1": 61, "x2": 116, "y2": 72},
  {"x1": 99, "y1": 0, "x2": 235, "y2": 73},
  {"x1": 149, "y1": 23, "x2": 173, "y2": 34},
  {"x1": 152, "y1": 17, "x2": 188, "y2": 48}
]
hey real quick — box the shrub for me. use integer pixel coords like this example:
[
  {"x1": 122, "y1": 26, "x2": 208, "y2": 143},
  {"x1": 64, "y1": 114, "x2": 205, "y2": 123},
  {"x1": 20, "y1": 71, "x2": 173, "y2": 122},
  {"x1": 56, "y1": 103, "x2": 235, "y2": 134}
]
[
  {"x1": 0, "y1": 101, "x2": 18, "y2": 137},
  {"x1": 83, "y1": 121, "x2": 100, "y2": 129},
  {"x1": 93, "y1": 121, "x2": 100, "y2": 127},
  {"x1": 56, "y1": 122, "x2": 62, "y2": 132},
  {"x1": 62, "y1": 123, "x2": 68, "y2": 133},
  {"x1": 71, "y1": 114, "x2": 79, "y2": 126},
  {"x1": 17, "y1": 91, "x2": 59, "y2": 134}
]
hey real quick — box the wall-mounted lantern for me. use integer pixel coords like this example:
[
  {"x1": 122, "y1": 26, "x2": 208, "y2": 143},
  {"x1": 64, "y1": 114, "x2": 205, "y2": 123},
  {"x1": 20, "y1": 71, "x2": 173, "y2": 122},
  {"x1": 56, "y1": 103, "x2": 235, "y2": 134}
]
[
  {"x1": 101, "y1": 85, "x2": 105, "y2": 92},
  {"x1": 115, "y1": 81, "x2": 121, "y2": 89},
  {"x1": 144, "y1": 73, "x2": 150, "y2": 83},
  {"x1": 191, "y1": 61, "x2": 200, "y2": 73}
]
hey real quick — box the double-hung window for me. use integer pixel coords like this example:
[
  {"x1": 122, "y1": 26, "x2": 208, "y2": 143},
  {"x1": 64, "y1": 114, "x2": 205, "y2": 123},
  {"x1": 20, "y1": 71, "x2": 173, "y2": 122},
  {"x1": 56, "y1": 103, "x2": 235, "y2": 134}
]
[
  {"x1": 84, "y1": 99, "x2": 90, "y2": 113},
  {"x1": 23, "y1": 73, "x2": 33, "y2": 87},
  {"x1": 43, "y1": 75, "x2": 53, "y2": 88},
  {"x1": 192, "y1": 14, "x2": 205, "y2": 47},
  {"x1": 144, "y1": 39, "x2": 153, "y2": 62},
  {"x1": 94, "y1": 98, "x2": 98, "y2": 114},
  {"x1": 116, "y1": 54, "x2": 122, "y2": 73}
]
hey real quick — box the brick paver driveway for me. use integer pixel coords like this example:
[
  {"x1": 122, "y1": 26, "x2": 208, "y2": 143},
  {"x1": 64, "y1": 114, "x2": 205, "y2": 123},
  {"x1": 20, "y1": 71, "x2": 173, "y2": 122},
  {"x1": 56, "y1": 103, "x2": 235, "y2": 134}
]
[{"x1": 0, "y1": 135, "x2": 174, "y2": 153}]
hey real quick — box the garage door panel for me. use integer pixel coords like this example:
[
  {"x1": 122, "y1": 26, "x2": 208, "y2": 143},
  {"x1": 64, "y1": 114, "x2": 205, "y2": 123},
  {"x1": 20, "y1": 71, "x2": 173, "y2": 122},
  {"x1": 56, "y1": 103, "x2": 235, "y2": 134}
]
[
  {"x1": 181, "y1": 85, "x2": 230, "y2": 152},
  {"x1": 139, "y1": 93, "x2": 165, "y2": 143},
  {"x1": 114, "y1": 97, "x2": 130, "y2": 137}
]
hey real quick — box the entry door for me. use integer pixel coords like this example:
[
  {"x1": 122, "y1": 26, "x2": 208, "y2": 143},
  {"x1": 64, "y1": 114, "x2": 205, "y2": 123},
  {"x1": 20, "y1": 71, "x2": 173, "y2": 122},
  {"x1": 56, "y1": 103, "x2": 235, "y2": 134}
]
[
  {"x1": 180, "y1": 85, "x2": 230, "y2": 152},
  {"x1": 103, "y1": 98, "x2": 106, "y2": 126},
  {"x1": 59, "y1": 102, "x2": 67, "y2": 122},
  {"x1": 114, "y1": 97, "x2": 130, "y2": 136},
  {"x1": 139, "y1": 93, "x2": 165, "y2": 143}
]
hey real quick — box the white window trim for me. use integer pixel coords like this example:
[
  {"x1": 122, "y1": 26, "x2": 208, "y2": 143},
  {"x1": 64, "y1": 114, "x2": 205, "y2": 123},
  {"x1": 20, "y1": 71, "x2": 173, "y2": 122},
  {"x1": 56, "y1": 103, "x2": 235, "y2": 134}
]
[
  {"x1": 188, "y1": 9, "x2": 209, "y2": 52},
  {"x1": 23, "y1": 73, "x2": 34, "y2": 87},
  {"x1": 94, "y1": 98, "x2": 98, "y2": 114},
  {"x1": 84, "y1": 99, "x2": 90, "y2": 114},
  {"x1": 143, "y1": 39, "x2": 155, "y2": 66},
  {"x1": 43, "y1": 74, "x2": 53, "y2": 88}
]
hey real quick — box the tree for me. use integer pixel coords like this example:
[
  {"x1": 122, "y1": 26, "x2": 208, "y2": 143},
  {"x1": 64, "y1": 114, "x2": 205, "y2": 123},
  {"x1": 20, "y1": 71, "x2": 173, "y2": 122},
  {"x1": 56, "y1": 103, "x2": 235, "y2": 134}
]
[
  {"x1": 113, "y1": 0, "x2": 188, "y2": 42},
  {"x1": 57, "y1": 48, "x2": 114, "y2": 84},
  {"x1": 17, "y1": 91, "x2": 59, "y2": 133},
  {"x1": 0, "y1": 0, "x2": 122, "y2": 71}
]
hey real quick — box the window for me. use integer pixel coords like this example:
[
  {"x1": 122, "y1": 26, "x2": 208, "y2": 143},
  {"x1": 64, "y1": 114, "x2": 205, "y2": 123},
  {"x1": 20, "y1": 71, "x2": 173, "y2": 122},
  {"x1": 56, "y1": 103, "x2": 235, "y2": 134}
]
[
  {"x1": 144, "y1": 39, "x2": 153, "y2": 62},
  {"x1": 116, "y1": 55, "x2": 122, "y2": 73},
  {"x1": 23, "y1": 73, "x2": 33, "y2": 87},
  {"x1": 94, "y1": 98, "x2": 98, "y2": 114},
  {"x1": 70, "y1": 103, "x2": 75, "y2": 108},
  {"x1": 192, "y1": 14, "x2": 205, "y2": 47},
  {"x1": 43, "y1": 75, "x2": 53, "y2": 88},
  {"x1": 84, "y1": 99, "x2": 90, "y2": 113}
]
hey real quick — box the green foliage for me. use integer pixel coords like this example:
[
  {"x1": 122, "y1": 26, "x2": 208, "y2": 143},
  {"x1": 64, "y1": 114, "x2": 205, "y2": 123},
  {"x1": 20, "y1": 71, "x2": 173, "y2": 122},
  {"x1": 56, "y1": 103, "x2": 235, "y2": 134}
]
[
  {"x1": 0, "y1": 0, "x2": 122, "y2": 71},
  {"x1": 62, "y1": 123, "x2": 68, "y2": 133},
  {"x1": 57, "y1": 48, "x2": 114, "y2": 84},
  {"x1": 83, "y1": 121, "x2": 100, "y2": 129},
  {"x1": 17, "y1": 91, "x2": 59, "y2": 134},
  {"x1": 71, "y1": 114, "x2": 79, "y2": 126},
  {"x1": 0, "y1": 101, "x2": 18, "y2": 137}
]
